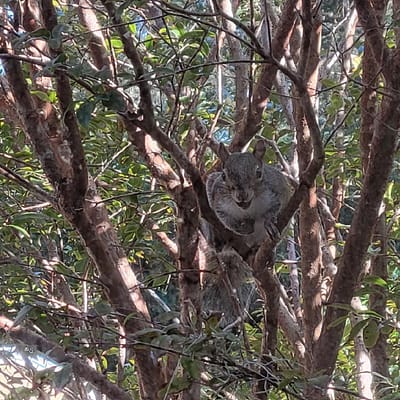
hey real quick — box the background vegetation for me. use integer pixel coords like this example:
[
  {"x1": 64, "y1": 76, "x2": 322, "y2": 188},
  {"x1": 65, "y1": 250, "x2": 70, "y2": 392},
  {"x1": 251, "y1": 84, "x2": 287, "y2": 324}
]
[{"x1": 0, "y1": 1, "x2": 399, "y2": 399}]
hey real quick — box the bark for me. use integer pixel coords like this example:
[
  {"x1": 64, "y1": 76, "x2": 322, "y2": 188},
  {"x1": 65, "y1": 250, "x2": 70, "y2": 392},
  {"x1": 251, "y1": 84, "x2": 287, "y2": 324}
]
[
  {"x1": 369, "y1": 214, "x2": 390, "y2": 396},
  {"x1": 41, "y1": 0, "x2": 88, "y2": 206},
  {"x1": 293, "y1": 2, "x2": 323, "y2": 389},
  {"x1": 176, "y1": 187, "x2": 201, "y2": 328},
  {"x1": 358, "y1": 4, "x2": 389, "y2": 395},
  {"x1": 320, "y1": 5, "x2": 356, "y2": 321},
  {"x1": 19, "y1": 0, "x2": 53, "y2": 90},
  {"x1": 4, "y1": 56, "x2": 163, "y2": 398},
  {"x1": 311, "y1": 1, "x2": 400, "y2": 393},
  {"x1": 278, "y1": 298, "x2": 306, "y2": 361},
  {"x1": 252, "y1": 257, "x2": 280, "y2": 397},
  {"x1": 77, "y1": 0, "x2": 114, "y2": 79},
  {"x1": 176, "y1": 187, "x2": 201, "y2": 400},
  {"x1": 324, "y1": 6, "x2": 356, "y2": 244},
  {"x1": 251, "y1": 61, "x2": 324, "y2": 395},
  {"x1": 100, "y1": 3, "x2": 205, "y2": 398},
  {"x1": 230, "y1": 0, "x2": 300, "y2": 151},
  {"x1": 325, "y1": 176, "x2": 344, "y2": 248},
  {"x1": 359, "y1": 2, "x2": 390, "y2": 396},
  {"x1": 1, "y1": 4, "x2": 165, "y2": 396},
  {"x1": 216, "y1": 0, "x2": 248, "y2": 129},
  {"x1": 351, "y1": 298, "x2": 373, "y2": 399},
  {"x1": 102, "y1": 1, "x2": 257, "y2": 267},
  {"x1": 288, "y1": 237, "x2": 303, "y2": 329},
  {"x1": 359, "y1": 1, "x2": 386, "y2": 174},
  {"x1": 312, "y1": 92, "x2": 399, "y2": 396}
]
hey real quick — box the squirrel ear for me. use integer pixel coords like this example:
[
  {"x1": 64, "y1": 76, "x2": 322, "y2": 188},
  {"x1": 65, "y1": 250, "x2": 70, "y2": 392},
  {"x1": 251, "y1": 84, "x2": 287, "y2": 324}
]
[
  {"x1": 253, "y1": 139, "x2": 266, "y2": 161},
  {"x1": 218, "y1": 142, "x2": 230, "y2": 163}
]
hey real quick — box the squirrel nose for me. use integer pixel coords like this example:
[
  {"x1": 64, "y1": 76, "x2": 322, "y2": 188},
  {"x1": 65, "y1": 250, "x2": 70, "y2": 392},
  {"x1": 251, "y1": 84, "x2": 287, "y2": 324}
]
[
  {"x1": 237, "y1": 200, "x2": 252, "y2": 209},
  {"x1": 234, "y1": 192, "x2": 252, "y2": 209},
  {"x1": 235, "y1": 191, "x2": 251, "y2": 202}
]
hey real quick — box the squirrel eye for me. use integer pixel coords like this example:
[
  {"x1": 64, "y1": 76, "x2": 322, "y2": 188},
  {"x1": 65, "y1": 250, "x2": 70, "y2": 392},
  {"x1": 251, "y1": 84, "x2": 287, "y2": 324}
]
[
  {"x1": 255, "y1": 167, "x2": 262, "y2": 179},
  {"x1": 221, "y1": 171, "x2": 226, "y2": 181}
]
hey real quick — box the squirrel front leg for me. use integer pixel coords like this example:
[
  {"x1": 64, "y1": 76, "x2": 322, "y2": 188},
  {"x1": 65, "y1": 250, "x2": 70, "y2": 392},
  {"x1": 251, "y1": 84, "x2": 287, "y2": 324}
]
[
  {"x1": 215, "y1": 208, "x2": 255, "y2": 235},
  {"x1": 264, "y1": 215, "x2": 281, "y2": 240}
]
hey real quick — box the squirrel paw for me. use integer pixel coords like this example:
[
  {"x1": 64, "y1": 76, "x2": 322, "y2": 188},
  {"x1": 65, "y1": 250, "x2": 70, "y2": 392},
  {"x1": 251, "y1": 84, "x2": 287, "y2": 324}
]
[
  {"x1": 234, "y1": 219, "x2": 255, "y2": 235},
  {"x1": 264, "y1": 217, "x2": 281, "y2": 240}
]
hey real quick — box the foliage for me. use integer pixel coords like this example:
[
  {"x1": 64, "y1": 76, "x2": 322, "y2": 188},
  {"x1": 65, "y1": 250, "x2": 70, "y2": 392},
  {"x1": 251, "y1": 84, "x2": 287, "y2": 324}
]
[{"x1": 0, "y1": 1, "x2": 399, "y2": 400}]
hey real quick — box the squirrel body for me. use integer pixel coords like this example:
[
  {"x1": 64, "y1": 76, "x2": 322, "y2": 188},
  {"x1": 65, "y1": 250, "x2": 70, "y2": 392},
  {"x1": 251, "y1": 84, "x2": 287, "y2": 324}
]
[
  {"x1": 203, "y1": 140, "x2": 292, "y2": 326},
  {"x1": 206, "y1": 140, "x2": 292, "y2": 246}
]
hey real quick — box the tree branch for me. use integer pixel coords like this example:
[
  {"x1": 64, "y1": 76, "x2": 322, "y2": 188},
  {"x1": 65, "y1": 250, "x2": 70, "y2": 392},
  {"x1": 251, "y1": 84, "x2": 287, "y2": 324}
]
[
  {"x1": 102, "y1": 0, "x2": 155, "y2": 125},
  {"x1": 354, "y1": 0, "x2": 388, "y2": 78},
  {"x1": 294, "y1": 4, "x2": 324, "y2": 389},
  {"x1": 309, "y1": 1, "x2": 400, "y2": 392},
  {"x1": 41, "y1": 0, "x2": 88, "y2": 208},
  {"x1": 231, "y1": 0, "x2": 300, "y2": 151},
  {"x1": 77, "y1": 0, "x2": 114, "y2": 79},
  {"x1": 1, "y1": 15, "x2": 165, "y2": 399},
  {"x1": 0, "y1": 162, "x2": 56, "y2": 206}
]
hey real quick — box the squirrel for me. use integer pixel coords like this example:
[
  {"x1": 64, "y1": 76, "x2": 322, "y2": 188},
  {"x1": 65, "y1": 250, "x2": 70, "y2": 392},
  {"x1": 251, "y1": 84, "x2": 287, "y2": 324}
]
[
  {"x1": 202, "y1": 139, "x2": 292, "y2": 327},
  {"x1": 206, "y1": 139, "x2": 292, "y2": 247}
]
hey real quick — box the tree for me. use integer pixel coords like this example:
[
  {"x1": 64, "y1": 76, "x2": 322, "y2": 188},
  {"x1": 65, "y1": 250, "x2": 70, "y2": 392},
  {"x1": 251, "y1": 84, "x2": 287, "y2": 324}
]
[{"x1": 0, "y1": 1, "x2": 399, "y2": 399}]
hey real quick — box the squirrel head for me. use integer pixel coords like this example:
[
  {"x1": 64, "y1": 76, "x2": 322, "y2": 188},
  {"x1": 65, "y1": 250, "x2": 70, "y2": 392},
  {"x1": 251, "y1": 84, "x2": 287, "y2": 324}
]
[{"x1": 218, "y1": 140, "x2": 266, "y2": 209}]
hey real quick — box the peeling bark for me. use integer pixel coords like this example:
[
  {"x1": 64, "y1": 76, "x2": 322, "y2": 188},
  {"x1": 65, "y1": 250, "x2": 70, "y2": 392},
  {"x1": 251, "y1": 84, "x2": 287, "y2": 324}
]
[
  {"x1": 215, "y1": 0, "x2": 248, "y2": 129},
  {"x1": 1, "y1": 10, "x2": 165, "y2": 398},
  {"x1": 313, "y1": 13, "x2": 400, "y2": 389},
  {"x1": 358, "y1": 4, "x2": 390, "y2": 396},
  {"x1": 351, "y1": 298, "x2": 373, "y2": 399},
  {"x1": 359, "y1": 1, "x2": 387, "y2": 174},
  {"x1": 77, "y1": 0, "x2": 114, "y2": 78},
  {"x1": 3, "y1": 2, "x2": 397, "y2": 399},
  {"x1": 230, "y1": 0, "x2": 300, "y2": 151},
  {"x1": 293, "y1": 2, "x2": 323, "y2": 389},
  {"x1": 369, "y1": 214, "x2": 390, "y2": 395}
]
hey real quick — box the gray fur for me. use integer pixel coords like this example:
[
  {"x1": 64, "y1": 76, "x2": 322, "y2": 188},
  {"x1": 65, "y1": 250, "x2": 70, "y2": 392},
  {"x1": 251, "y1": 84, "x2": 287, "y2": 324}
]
[{"x1": 206, "y1": 142, "x2": 292, "y2": 246}]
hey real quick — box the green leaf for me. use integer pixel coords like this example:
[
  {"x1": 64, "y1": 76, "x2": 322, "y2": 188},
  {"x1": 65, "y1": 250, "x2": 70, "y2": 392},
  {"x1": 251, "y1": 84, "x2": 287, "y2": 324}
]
[
  {"x1": 135, "y1": 328, "x2": 163, "y2": 339},
  {"x1": 204, "y1": 313, "x2": 222, "y2": 334},
  {"x1": 380, "y1": 323, "x2": 394, "y2": 335},
  {"x1": 363, "y1": 275, "x2": 388, "y2": 287},
  {"x1": 94, "y1": 301, "x2": 113, "y2": 316},
  {"x1": 181, "y1": 357, "x2": 200, "y2": 380},
  {"x1": 53, "y1": 363, "x2": 73, "y2": 392},
  {"x1": 12, "y1": 212, "x2": 48, "y2": 224},
  {"x1": 327, "y1": 315, "x2": 348, "y2": 329},
  {"x1": 101, "y1": 90, "x2": 126, "y2": 112},
  {"x1": 31, "y1": 90, "x2": 52, "y2": 103},
  {"x1": 77, "y1": 101, "x2": 96, "y2": 127},
  {"x1": 320, "y1": 78, "x2": 338, "y2": 89},
  {"x1": 132, "y1": 327, "x2": 163, "y2": 342},
  {"x1": 363, "y1": 319, "x2": 379, "y2": 348},
  {"x1": 6, "y1": 224, "x2": 30, "y2": 239},
  {"x1": 159, "y1": 376, "x2": 192, "y2": 396},
  {"x1": 307, "y1": 375, "x2": 331, "y2": 388},
  {"x1": 13, "y1": 305, "x2": 33, "y2": 327},
  {"x1": 328, "y1": 303, "x2": 353, "y2": 311},
  {"x1": 348, "y1": 319, "x2": 369, "y2": 342},
  {"x1": 29, "y1": 28, "x2": 50, "y2": 39}
]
